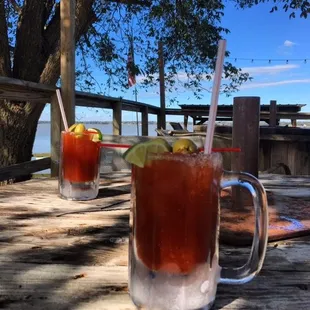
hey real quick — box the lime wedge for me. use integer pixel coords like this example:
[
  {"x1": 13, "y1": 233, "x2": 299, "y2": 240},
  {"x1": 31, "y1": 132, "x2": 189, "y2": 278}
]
[
  {"x1": 87, "y1": 128, "x2": 103, "y2": 142},
  {"x1": 123, "y1": 140, "x2": 171, "y2": 168}
]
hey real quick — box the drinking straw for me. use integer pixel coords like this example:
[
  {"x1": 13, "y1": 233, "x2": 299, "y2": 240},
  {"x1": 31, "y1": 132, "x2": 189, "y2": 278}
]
[
  {"x1": 204, "y1": 40, "x2": 227, "y2": 154},
  {"x1": 56, "y1": 89, "x2": 69, "y2": 131}
]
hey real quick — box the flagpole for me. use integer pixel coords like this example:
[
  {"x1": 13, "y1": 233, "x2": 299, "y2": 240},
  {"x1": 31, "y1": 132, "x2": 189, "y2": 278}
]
[
  {"x1": 127, "y1": 34, "x2": 139, "y2": 135},
  {"x1": 135, "y1": 86, "x2": 139, "y2": 136}
]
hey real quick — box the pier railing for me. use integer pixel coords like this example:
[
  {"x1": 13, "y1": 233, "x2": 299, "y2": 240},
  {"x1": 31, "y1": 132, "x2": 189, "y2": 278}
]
[{"x1": 1, "y1": 76, "x2": 310, "y2": 181}]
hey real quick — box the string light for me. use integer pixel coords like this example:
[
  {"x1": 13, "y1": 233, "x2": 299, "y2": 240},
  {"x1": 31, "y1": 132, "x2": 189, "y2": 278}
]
[{"x1": 229, "y1": 57, "x2": 309, "y2": 64}]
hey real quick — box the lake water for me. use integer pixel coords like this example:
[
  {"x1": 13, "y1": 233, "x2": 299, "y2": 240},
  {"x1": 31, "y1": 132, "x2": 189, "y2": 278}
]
[{"x1": 33, "y1": 122, "x2": 193, "y2": 154}]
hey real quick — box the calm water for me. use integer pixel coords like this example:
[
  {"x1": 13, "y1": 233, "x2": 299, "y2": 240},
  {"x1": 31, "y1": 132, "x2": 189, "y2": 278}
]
[{"x1": 33, "y1": 122, "x2": 189, "y2": 154}]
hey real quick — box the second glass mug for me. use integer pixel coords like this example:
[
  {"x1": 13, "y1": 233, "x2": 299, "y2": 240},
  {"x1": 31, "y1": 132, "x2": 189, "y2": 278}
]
[{"x1": 129, "y1": 152, "x2": 268, "y2": 310}]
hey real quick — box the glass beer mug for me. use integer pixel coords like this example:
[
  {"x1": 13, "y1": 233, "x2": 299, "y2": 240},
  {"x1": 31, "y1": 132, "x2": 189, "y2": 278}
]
[{"x1": 129, "y1": 152, "x2": 268, "y2": 310}]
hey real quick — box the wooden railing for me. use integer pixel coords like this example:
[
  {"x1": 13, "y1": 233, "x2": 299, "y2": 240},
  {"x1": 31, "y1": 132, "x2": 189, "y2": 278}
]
[
  {"x1": 0, "y1": 76, "x2": 163, "y2": 180},
  {"x1": 1, "y1": 76, "x2": 310, "y2": 181}
]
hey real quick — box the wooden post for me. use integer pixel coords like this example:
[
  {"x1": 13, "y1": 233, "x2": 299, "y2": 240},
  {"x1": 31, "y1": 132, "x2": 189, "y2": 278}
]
[
  {"x1": 232, "y1": 97, "x2": 260, "y2": 177},
  {"x1": 60, "y1": 0, "x2": 75, "y2": 127},
  {"x1": 158, "y1": 41, "x2": 166, "y2": 129},
  {"x1": 141, "y1": 106, "x2": 149, "y2": 136},
  {"x1": 291, "y1": 119, "x2": 297, "y2": 127},
  {"x1": 269, "y1": 100, "x2": 277, "y2": 127},
  {"x1": 50, "y1": 94, "x2": 62, "y2": 177},
  {"x1": 156, "y1": 113, "x2": 162, "y2": 136},
  {"x1": 184, "y1": 115, "x2": 188, "y2": 130},
  {"x1": 113, "y1": 101, "x2": 122, "y2": 135},
  {"x1": 232, "y1": 97, "x2": 260, "y2": 210}
]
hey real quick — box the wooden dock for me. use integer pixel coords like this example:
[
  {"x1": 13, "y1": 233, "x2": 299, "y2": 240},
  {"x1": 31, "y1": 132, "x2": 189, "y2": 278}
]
[{"x1": 0, "y1": 174, "x2": 310, "y2": 309}]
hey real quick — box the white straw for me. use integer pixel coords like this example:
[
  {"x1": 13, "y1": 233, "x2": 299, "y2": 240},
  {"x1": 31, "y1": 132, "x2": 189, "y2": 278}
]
[
  {"x1": 204, "y1": 40, "x2": 227, "y2": 154},
  {"x1": 56, "y1": 89, "x2": 69, "y2": 131}
]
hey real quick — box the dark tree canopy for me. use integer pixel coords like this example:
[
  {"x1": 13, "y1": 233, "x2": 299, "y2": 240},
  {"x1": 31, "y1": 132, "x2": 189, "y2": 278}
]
[
  {"x1": 1, "y1": 0, "x2": 251, "y2": 101},
  {"x1": 236, "y1": 0, "x2": 310, "y2": 18}
]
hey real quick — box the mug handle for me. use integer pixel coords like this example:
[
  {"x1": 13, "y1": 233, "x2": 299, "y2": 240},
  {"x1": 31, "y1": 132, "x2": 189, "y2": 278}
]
[{"x1": 219, "y1": 171, "x2": 269, "y2": 285}]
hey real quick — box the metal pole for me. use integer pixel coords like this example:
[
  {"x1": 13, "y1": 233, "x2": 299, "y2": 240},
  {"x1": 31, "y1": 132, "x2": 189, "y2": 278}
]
[
  {"x1": 135, "y1": 87, "x2": 139, "y2": 136},
  {"x1": 158, "y1": 41, "x2": 166, "y2": 129}
]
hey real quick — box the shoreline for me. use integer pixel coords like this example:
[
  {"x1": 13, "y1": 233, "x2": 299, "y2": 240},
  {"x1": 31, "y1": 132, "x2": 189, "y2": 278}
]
[{"x1": 38, "y1": 121, "x2": 193, "y2": 125}]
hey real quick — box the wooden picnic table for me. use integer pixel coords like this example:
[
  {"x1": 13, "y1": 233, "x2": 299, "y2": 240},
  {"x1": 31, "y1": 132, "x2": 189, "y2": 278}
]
[{"x1": 0, "y1": 174, "x2": 309, "y2": 309}]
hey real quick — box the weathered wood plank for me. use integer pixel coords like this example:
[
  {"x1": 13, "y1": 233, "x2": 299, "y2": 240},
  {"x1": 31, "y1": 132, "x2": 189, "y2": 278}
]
[
  {"x1": 0, "y1": 158, "x2": 51, "y2": 181},
  {"x1": 166, "y1": 107, "x2": 310, "y2": 120},
  {"x1": 259, "y1": 173, "x2": 310, "y2": 197},
  {"x1": 113, "y1": 101, "x2": 122, "y2": 135},
  {"x1": 76, "y1": 92, "x2": 160, "y2": 114},
  {"x1": 158, "y1": 41, "x2": 166, "y2": 129},
  {"x1": 141, "y1": 106, "x2": 149, "y2": 136},
  {"x1": 60, "y1": 0, "x2": 75, "y2": 127},
  {"x1": 0, "y1": 177, "x2": 310, "y2": 309},
  {"x1": 269, "y1": 100, "x2": 277, "y2": 127},
  {"x1": 50, "y1": 94, "x2": 62, "y2": 177},
  {"x1": 0, "y1": 77, "x2": 160, "y2": 114},
  {"x1": 0, "y1": 76, "x2": 56, "y2": 92},
  {"x1": 0, "y1": 76, "x2": 55, "y2": 101}
]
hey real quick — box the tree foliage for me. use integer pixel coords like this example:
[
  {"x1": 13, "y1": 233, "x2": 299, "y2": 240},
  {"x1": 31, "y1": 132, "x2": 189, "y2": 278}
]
[
  {"x1": 236, "y1": 0, "x2": 310, "y2": 19},
  {"x1": 1, "y1": 0, "x2": 250, "y2": 103},
  {"x1": 0, "y1": 0, "x2": 255, "y2": 172}
]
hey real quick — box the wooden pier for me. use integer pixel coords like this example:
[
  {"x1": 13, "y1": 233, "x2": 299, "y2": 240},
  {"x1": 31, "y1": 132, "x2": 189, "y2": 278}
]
[
  {"x1": 2, "y1": 76, "x2": 310, "y2": 180},
  {"x1": 0, "y1": 174, "x2": 310, "y2": 309}
]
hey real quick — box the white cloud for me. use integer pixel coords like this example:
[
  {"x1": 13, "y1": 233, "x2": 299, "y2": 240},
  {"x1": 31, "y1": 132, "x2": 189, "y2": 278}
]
[
  {"x1": 241, "y1": 64, "x2": 299, "y2": 76},
  {"x1": 240, "y1": 79, "x2": 310, "y2": 90},
  {"x1": 283, "y1": 40, "x2": 296, "y2": 47}
]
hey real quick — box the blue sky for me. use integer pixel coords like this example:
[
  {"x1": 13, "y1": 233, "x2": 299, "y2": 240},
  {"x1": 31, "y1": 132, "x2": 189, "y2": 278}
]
[{"x1": 40, "y1": 2, "x2": 310, "y2": 122}]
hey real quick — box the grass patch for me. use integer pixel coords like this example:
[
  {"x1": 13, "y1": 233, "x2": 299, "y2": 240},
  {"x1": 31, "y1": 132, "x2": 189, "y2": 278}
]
[
  {"x1": 32, "y1": 173, "x2": 51, "y2": 178},
  {"x1": 33, "y1": 153, "x2": 50, "y2": 158}
]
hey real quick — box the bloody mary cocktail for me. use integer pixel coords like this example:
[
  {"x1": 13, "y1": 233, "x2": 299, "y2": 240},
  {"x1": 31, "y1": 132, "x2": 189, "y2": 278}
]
[
  {"x1": 127, "y1": 138, "x2": 269, "y2": 310},
  {"x1": 59, "y1": 131, "x2": 100, "y2": 200},
  {"x1": 129, "y1": 152, "x2": 223, "y2": 309},
  {"x1": 133, "y1": 152, "x2": 222, "y2": 274}
]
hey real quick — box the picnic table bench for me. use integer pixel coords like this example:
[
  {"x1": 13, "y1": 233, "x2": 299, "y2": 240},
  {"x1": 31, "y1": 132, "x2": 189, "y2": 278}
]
[{"x1": 0, "y1": 174, "x2": 309, "y2": 309}]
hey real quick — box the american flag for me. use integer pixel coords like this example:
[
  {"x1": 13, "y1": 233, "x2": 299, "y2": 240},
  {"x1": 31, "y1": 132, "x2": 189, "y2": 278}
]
[{"x1": 127, "y1": 42, "x2": 136, "y2": 87}]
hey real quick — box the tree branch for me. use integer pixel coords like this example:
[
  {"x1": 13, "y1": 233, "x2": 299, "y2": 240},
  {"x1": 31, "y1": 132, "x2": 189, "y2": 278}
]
[
  {"x1": 42, "y1": 0, "x2": 56, "y2": 27},
  {"x1": 43, "y1": 2, "x2": 60, "y2": 55},
  {"x1": 8, "y1": 0, "x2": 21, "y2": 14},
  {"x1": 0, "y1": 0, "x2": 11, "y2": 76},
  {"x1": 108, "y1": 0, "x2": 151, "y2": 6},
  {"x1": 40, "y1": 0, "x2": 150, "y2": 85},
  {"x1": 40, "y1": 0, "x2": 97, "y2": 84}
]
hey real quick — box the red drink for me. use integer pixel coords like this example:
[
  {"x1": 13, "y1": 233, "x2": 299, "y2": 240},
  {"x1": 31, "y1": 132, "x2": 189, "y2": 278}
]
[
  {"x1": 133, "y1": 152, "x2": 223, "y2": 275},
  {"x1": 129, "y1": 147, "x2": 269, "y2": 310},
  {"x1": 61, "y1": 131, "x2": 100, "y2": 183},
  {"x1": 59, "y1": 131, "x2": 101, "y2": 201}
]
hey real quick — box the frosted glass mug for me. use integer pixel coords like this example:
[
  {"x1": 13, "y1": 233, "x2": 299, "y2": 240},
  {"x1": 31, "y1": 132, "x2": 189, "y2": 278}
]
[{"x1": 129, "y1": 152, "x2": 268, "y2": 310}]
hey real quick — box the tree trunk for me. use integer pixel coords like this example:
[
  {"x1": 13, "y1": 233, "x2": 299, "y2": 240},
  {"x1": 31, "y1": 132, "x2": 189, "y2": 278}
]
[
  {"x1": 0, "y1": 100, "x2": 44, "y2": 181},
  {"x1": 0, "y1": 0, "x2": 97, "y2": 182}
]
